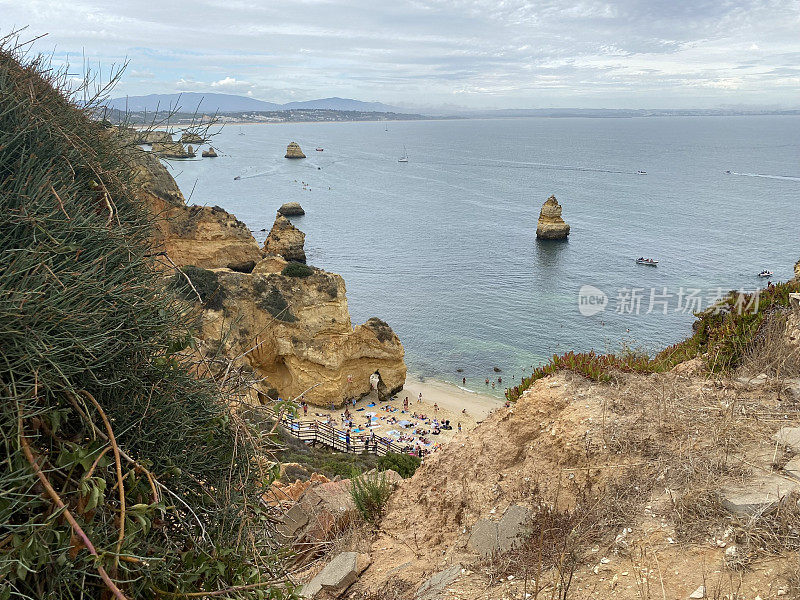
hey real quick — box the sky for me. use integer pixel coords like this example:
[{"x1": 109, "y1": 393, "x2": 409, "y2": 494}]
[{"x1": 2, "y1": 0, "x2": 800, "y2": 110}]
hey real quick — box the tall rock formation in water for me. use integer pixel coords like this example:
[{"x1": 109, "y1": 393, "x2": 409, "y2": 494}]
[
  {"x1": 536, "y1": 195, "x2": 570, "y2": 240},
  {"x1": 285, "y1": 141, "x2": 306, "y2": 158}
]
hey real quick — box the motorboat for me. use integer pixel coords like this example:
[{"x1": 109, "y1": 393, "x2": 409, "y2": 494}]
[
  {"x1": 316, "y1": 148, "x2": 324, "y2": 151},
  {"x1": 636, "y1": 257, "x2": 659, "y2": 265},
  {"x1": 758, "y1": 270, "x2": 773, "y2": 278},
  {"x1": 636, "y1": 170, "x2": 647, "y2": 175}
]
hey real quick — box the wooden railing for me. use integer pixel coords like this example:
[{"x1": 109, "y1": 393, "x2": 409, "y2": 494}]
[{"x1": 278, "y1": 414, "x2": 406, "y2": 457}]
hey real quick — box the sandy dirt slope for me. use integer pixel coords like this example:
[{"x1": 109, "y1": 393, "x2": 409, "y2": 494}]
[{"x1": 347, "y1": 368, "x2": 800, "y2": 599}]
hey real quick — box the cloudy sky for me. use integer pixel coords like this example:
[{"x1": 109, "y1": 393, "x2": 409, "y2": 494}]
[{"x1": 3, "y1": 0, "x2": 799, "y2": 109}]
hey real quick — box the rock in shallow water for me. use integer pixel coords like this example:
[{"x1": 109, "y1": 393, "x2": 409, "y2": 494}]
[{"x1": 278, "y1": 201, "x2": 305, "y2": 216}]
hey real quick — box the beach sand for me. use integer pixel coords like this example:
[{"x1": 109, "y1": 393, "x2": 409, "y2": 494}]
[{"x1": 298, "y1": 376, "x2": 505, "y2": 450}]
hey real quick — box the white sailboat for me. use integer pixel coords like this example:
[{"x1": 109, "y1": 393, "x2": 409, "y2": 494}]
[{"x1": 398, "y1": 145, "x2": 408, "y2": 163}]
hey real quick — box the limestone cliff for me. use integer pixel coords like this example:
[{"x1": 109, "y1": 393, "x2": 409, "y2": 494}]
[
  {"x1": 285, "y1": 141, "x2": 306, "y2": 159},
  {"x1": 132, "y1": 148, "x2": 406, "y2": 407},
  {"x1": 130, "y1": 149, "x2": 263, "y2": 269},
  {"x1": 136, "y1": 129, "x2": 172, "y2": 145},
  {"x1": 264, "y1": 215, "x2": 307, "y2": 263},
  {"x1": 197, "y1": 267, "x2": 406, "y2": 407},
  {"x1": 535, "y1": 194, "x2": 570, "y2": 240}
]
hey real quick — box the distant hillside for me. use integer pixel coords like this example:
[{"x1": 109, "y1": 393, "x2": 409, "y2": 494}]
[
  {"x1": 108, "y1": 92, "x2": 403, "y2": 114},
  {"x1": 106, "y1": 92, "x2": 280, "y2": 113},
  {"x1": 280, "y1": 97, "x2": 399, "y2": 112}
]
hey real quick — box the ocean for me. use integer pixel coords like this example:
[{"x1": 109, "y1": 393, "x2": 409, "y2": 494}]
[{"x1": 167, "y1": 115, "x2": 800, "y2": 394}]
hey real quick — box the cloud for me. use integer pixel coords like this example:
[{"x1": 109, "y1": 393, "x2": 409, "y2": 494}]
[
  {"x1": 209, "y1": 76, "x2": 252, "y2": 92},
  {"x1": 2, "y1": 0, "x2": 799, "y2": 108}
]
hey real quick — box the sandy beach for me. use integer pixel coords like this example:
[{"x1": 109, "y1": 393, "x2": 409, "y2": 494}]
[{"x1": 297, "y1": 375, "x2": 505, "y2": 452}]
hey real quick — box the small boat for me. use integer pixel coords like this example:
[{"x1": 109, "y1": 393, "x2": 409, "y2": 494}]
[
  {"x1": 635, "y1": 257, "x2": 659, "y2": 265},
  {"x1": 636, "y1": 170, "x2": 647, "y2": 175},
  {"x1": 398, "y1": 145, "x2": 409, "y2": 163},
  {"x1": 316, "y1": 148, "x2": 324, "y2": 152},
  {"x1": 233, "y1": 176, "x2": 241, "y2": 180},
  {"x1": 724, "y1": 170, "x2": 731, "y2": 174},
  {"x1": 758, "y1": 270, "x2": 773, "y2": 278}
]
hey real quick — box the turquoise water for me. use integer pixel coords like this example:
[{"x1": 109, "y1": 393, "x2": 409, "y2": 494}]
[{"x1": 167, "y1": 116, "x2": 800, "y2": 391}]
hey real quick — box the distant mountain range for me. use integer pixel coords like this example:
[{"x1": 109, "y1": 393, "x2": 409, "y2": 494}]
[
  {"x1": 106, "y1": 92, "x2": 800, "y2": 119},
  {"x1": 106, "y1": 92, "x2": 404, "y2": 114}
]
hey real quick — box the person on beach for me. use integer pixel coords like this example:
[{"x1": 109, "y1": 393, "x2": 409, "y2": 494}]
[
  {"x1": 303, "y1": 402, "x2": 308, "y2": 417},
  {"x1": 418, "y1": 393, "x2": 422, "y2": 404},
  {"x1": 403, "y1": 396, "x2": 409, "y2": 411},
  {"x1": 458, "y1": 422, "x2": 462, "y2": 433},
  {"x1": 433, "y1": 402, "x2": 439, "y2": 412},
  {"x1": 346, "y1": 428, "x2": 351, "y2": 451},
  {"x1": 462, "y1": 377, "x2": 466, "y2": 385}
]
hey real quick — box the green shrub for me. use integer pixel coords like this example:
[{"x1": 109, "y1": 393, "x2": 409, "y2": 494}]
[
  {"x1": 506, "y1": 280, "x2": 800, "y2": 401},
  {"x1": 0, "y1": 44, "x2": 290, "y2": 599},
  {"x1": 167, "y1": 264, "x2": 226, "y2": 310},
  {"x1": 377, "y1": 452, "x2": 421, "y2": 478},
  {"x1": 350, "y1": 470, "x2": 394, "y2": 524},
  {"x1": 282, "y1": 262, "x2": 314, "y2": 278},
  {"x1": 256, "y1": 285, "x2": 297, "y2": 322}
]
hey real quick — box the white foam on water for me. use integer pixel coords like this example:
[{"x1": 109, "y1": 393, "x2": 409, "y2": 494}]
[{"x1": 731, "y1": 172, "x2": 800, "y2": 182}]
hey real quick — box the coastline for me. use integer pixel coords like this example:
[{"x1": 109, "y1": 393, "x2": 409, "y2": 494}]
[
  {"x1": 398, "y1": 375, "x2": 505, "y2": 422},
  {"x1": 298, "y1": 374, "x2": 505, "y2": 453}
]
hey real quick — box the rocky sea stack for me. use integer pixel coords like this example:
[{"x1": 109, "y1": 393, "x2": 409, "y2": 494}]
[
  {"x1": 536, "y1": 194, "x2": 570, "y2": 240},
  {"x1": 152, "y1": 141, "x2": 193, "y2": 159},
  {"x1": 278, "y1": 201, "x2": 305, "y2": 216},
  {"x1": 265, "y1": 214, "x2": 307, "y2": 263},
  {"x1": 180, "y1": 132, "x2": 203, "y2": 144},
  {"x1": 201, "y1": 147, "x2": 218, "y2": 158},
  {"x1": 285, "y1": 141, "x2": 306, "y2": 159},
  {"x1": 136, "y1": 129, "x2": 172, "y2": 145}
]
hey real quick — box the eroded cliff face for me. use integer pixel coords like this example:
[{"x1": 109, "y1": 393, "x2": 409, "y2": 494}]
[
  {"x1": 130, "y1": 149, "x2": 263, "y2": 269},
  {"x1": 199, "y1": 267, "x2": 406, "y2": 407},
  {"x1": 535, "y1": 194, "x2": 570, "y2": 240},
  {"x1": 131, "y1": 147, "x2": 406, "y2": 406}
]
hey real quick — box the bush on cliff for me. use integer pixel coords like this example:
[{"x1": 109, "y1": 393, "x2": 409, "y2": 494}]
[
  {"x1": 167, "y1": 264, "x2": 227, "y2": 310},
  {"x1": 506, "y1": 280, "x2": 800, "y2": 401},
  {"x1": 377, "y1": 452, "x2": 421, "y2": 478},
  {"x1": 282, "y1": 261, "x2": 314, "y2": 278},
  {"x1": 350, "y1": 470, "x2": 394, "y2": 524},
  {"x1": 0, "y1": 42, "x2": 291, "y2": 599}
]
